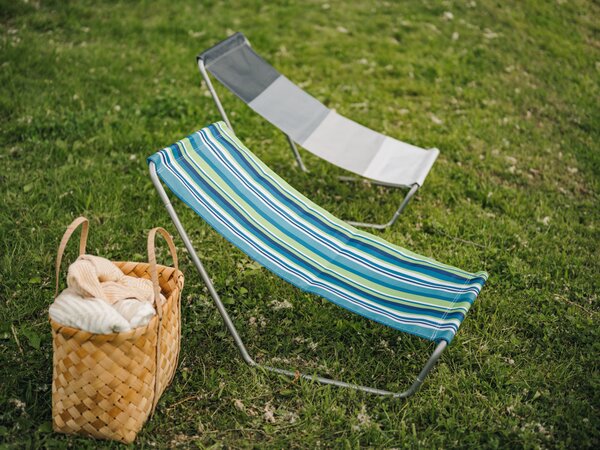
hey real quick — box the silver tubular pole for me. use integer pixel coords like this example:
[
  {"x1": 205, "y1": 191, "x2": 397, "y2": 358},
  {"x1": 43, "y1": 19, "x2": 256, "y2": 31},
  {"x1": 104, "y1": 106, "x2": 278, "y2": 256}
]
[
  {"x1": 150, "y1": 164, "x2": 444, "y2": 397},
  {"x1": 258, "y1": 340, "x2": 446, "y2": 398},
  {"x1": 346, "y1": 183, "x2": 419, "y2": 230},
  {"x1": 284, "y1": 134, "x2": 308, "y2": 172},
  {"x1": 399, "y1": 339, "x2": 447, "y2": 397},
  {"x1": 197, "y1": 59, "x2": 233, "y2": 131},
  {"x1": 150, "y1": 162, "x2": 255, "y2": 366}
]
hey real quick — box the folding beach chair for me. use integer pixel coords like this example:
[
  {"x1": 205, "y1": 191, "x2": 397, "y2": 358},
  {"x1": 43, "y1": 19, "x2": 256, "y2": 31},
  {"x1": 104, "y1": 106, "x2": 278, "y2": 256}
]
[
  {"x1": 197, "y1": 32, "x2": 440, "y2": 230},
  {"x1": 148, "y1": 122, "x2": 488, "y2": 397}
]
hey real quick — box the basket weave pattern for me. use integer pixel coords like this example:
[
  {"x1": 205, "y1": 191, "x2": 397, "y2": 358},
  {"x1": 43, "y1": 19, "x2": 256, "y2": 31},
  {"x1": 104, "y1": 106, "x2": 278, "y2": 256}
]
[{"x1": 51, "y1": 219, "x2": 183, "y2": 443}]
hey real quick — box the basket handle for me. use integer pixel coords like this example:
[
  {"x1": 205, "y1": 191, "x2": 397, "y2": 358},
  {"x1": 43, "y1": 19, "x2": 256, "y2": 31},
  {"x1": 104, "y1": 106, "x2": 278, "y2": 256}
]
[
  {"x1": 147, "y1": 227, "x2": 180, "y2": 414},
  {"x1": 55, "y1": 216, "x2": 89, "y2": 297},
  {"x1": 147, "y1": 227, "x2": 178, "y2": 319}
]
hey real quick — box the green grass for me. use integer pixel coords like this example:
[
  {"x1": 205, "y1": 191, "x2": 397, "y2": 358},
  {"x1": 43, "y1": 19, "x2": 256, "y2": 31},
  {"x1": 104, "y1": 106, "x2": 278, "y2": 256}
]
[{"x1": 1, "y1": 0, "x2": 599, "y2": 448}]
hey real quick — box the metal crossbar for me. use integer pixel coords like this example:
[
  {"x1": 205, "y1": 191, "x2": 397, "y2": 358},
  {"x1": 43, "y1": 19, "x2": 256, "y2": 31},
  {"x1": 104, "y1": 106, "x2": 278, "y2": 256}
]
[{"x1": 149, "y1": 162, "x2": 446, "y2": 397}]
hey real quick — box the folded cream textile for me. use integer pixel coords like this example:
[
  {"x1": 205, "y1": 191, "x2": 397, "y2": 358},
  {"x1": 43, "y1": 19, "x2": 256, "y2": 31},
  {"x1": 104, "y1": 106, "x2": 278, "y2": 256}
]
[
  {"x1": 49, "y1": 288, "x2": 132, "y2": 334},
  {"x1": 67, "y1": 255, "x2": 155, "y2": 304},
  {"x1": 50, "y1": 255, "x2": 160, "y2": 334},
  {"x1": 112, "y1": 299, "x2": 157, "y2": 329},
  {"x1": 49, "y1": 291, "x2": 165, "y2": 334}
]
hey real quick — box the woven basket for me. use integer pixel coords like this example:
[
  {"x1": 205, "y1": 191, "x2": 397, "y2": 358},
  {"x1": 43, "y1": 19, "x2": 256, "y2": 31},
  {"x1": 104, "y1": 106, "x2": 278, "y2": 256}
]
[{"x1": 50, "y1": 217, "x2": 184, "y2": 443}]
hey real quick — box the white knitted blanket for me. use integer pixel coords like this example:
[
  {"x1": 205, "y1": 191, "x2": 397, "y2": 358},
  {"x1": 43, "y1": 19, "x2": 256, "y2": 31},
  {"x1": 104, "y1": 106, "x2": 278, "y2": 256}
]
[{"x1": 49, "y1": 255, "x2": 160, "y2": 334}]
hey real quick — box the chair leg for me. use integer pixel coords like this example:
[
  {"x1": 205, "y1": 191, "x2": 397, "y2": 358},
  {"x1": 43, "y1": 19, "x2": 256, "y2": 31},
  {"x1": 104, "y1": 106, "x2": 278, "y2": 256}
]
[
  {"x1": 345, "y1": 183, "x2": 419, "y2": 230},
  {"x1": 284, "y1": 134, "x2": 308, "y2": 172},
  {"x1": 150, "y1": 164, "x2": 444, "y2": 398},
  {"x1": 198, "y1": 59, "x2": 234, "y2": 132}
]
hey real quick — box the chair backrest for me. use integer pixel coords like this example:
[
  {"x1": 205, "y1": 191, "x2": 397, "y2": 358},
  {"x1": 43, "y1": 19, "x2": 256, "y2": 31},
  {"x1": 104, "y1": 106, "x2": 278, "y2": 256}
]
[
  {"x1": 198, "y1": 33, "x2": 439, "y2": 188},
  {"x1": 199, "y1": 32, "x2": 280, "y2": 104},
  {"x1": 148, "y1": 122, "x2": 487, "y2": 343}
]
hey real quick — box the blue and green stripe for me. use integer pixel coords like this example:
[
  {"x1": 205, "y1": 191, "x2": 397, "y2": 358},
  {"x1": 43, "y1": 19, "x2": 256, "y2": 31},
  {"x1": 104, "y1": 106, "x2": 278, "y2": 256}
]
[{"x1": 148, "y1": 122, "x2": 488, "y2": 342}]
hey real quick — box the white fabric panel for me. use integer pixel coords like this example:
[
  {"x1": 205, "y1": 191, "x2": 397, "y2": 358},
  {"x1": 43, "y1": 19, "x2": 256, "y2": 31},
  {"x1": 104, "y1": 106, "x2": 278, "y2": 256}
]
[
  {"x1": 363, "y1": 137, "x2": 439, "y2": 187},
  {"x1": 301, "y1": 111, "x2": 385, "y2": 175},
  {"x1": 248, "y1": 76, "x2": 330, "y2": 144},
  {"x1": 49, "y1": 288, "x2": 132, "y2": 334},
  {"x1": 250, "y1": 77, "x2": 438, "y2": 187}
]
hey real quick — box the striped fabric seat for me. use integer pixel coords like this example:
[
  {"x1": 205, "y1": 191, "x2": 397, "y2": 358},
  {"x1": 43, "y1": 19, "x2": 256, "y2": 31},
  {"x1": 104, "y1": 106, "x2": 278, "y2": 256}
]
[{"x1": 148, "y1": 122, "x2": 488, "y2": 343}]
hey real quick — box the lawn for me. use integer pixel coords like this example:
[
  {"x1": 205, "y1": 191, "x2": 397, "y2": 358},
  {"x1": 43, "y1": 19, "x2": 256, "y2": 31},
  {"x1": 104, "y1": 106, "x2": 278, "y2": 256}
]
[{"x1": 1, "y1": 0, "x2": 598, "y2": 448}]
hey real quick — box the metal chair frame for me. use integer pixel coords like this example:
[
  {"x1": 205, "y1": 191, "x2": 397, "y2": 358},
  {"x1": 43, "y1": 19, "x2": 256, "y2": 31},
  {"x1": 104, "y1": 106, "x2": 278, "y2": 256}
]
[{"x1": 149, "y1": 162, "x2": 447, "y2": 397}]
